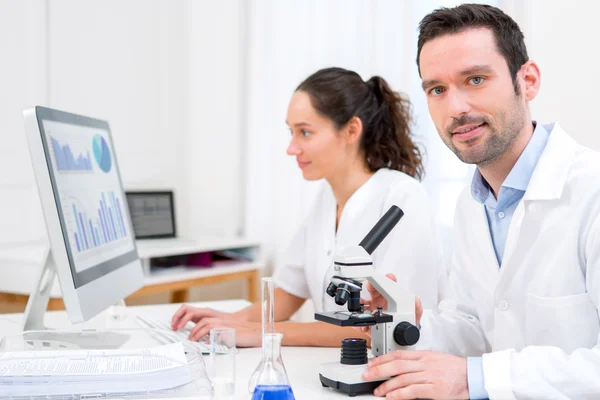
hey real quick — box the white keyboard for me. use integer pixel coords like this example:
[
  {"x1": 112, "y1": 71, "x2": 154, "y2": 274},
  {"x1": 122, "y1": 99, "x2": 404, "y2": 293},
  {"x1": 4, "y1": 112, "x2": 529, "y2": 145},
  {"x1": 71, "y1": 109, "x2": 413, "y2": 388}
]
[{"x1": 135, "y1": 315, "x2": 228, "y2": 354}]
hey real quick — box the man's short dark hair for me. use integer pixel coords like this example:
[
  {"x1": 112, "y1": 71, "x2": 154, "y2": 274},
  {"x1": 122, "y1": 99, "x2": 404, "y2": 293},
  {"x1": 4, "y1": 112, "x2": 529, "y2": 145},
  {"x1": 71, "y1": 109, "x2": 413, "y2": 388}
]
[{"x1": 417, "y1": 3, "x2": 529, "y2": 91}]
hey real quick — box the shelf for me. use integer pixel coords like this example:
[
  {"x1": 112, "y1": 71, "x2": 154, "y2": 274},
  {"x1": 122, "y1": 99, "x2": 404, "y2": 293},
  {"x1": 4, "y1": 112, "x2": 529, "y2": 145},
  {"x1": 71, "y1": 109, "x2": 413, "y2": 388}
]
[
  {"x1": 0, "y1": 237, "x2": 263, "y2": 304},
  {"x1": 144, "y1": 262, "x2": 263, "y2": 286},
  {"x1": 135, "y1": 237, "x2": 260, "y2": 259}
]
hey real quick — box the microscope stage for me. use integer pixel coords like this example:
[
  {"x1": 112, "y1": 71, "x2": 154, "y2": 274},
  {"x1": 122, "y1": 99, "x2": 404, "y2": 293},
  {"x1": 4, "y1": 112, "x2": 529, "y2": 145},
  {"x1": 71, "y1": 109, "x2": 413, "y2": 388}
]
[{"x1": 314, "y1": 311, "x2": 393, "y2": 327}]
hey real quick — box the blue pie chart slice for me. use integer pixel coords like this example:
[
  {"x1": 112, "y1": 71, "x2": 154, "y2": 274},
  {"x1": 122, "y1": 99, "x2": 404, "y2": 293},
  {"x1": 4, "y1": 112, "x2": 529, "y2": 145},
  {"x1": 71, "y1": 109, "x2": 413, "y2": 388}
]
[{"x1": 93, "y1": 135, "x2": 112, "y2": 173}]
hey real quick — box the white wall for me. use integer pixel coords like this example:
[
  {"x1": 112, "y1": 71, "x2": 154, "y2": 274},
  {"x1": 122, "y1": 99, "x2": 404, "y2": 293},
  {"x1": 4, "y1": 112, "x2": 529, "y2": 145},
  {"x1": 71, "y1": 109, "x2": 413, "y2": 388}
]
[
  {"x1": 48, "y1": 0, "x2": 190, "y2": 234},
  {"x1": 503, "y1": 0, "x2": 600, "y2": 150},
  {"x1": 0, "y1": 1, "x2": 49, "y2": 269},
  {"x1": 186, "y1": 1, "x2": 247, "y2": 238},
  {"x1": 0, "y1": 0, "x2": 248, "y2": 296},
  {"x1": 47, "y1": 0, "x2": 248, "y2": 239},
  {"x1": 0, "y1": 0, "x2": 247, "y2": 239}
]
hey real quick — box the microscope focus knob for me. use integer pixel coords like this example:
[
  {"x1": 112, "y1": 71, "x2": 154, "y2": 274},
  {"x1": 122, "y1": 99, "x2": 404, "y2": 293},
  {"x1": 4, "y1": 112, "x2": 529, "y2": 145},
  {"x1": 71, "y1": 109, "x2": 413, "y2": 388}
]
[{"x1": 393, "y1": 322, "x2": 420, "y2": 346}]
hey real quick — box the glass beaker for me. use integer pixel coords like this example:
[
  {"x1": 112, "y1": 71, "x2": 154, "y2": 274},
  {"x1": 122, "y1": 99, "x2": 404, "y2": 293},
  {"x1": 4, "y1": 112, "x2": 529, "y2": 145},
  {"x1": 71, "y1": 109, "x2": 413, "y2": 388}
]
[
  {"x1": 209, "y1": 328, "x2": 236, "y2": 399},
  {"x1": 248, "y1": 277, "x2": 275, "y2": 393},
  {"x1": 250, "y1": 333, "x2": 295, "y2": 400}
]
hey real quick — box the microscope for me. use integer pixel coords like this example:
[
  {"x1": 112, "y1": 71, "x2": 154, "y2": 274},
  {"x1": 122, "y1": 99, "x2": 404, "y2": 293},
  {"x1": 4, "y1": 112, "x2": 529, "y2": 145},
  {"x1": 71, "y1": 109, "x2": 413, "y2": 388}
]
[{"x1": 315, "y1": 205, "x2": 420, "y2": 397}]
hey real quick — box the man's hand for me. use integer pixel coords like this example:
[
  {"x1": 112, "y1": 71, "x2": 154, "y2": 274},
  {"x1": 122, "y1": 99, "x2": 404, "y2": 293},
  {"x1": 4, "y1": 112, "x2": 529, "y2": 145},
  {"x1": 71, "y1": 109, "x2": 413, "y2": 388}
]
[
  {"x1": 356, "y1": 273, "x2": 423, "y2": 336},
  {"x1": 362, "y1": 273, "x2": 398, "y2": 311},
  {"x1": 363, "y1": 350, "x2": 468, "y2": 399}
]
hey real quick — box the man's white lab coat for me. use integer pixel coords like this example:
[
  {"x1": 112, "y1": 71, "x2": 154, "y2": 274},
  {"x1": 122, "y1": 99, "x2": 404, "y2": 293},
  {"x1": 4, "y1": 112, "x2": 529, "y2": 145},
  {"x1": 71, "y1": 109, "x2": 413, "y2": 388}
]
[{"x1": 420, "y1": 124, "x2": 600, "y2": 399}]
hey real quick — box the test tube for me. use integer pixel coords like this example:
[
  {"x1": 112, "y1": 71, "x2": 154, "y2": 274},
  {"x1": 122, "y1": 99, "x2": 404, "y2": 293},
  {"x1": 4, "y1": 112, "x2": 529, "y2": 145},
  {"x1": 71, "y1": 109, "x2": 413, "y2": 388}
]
[
  {"x1": 262, "y1": 277, "x2": 274, "y2": 336},
  {"x1": 248, "y1": 277, "x2": 275, "y2": 393}
]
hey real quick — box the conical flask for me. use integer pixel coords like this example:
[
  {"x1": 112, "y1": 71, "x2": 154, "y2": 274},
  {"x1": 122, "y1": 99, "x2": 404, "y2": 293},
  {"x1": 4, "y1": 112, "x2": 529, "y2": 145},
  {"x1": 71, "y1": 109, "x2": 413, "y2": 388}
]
[
  {"x1": 248, "y1": 277, "x2": 275, "y2": 393},
  {"x1": 250, "y1": 333, "x2": 295, "y2": 400}
]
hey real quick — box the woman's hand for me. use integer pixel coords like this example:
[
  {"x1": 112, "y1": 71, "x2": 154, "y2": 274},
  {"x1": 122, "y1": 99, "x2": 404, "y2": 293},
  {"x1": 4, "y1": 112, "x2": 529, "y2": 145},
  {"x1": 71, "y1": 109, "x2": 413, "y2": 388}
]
[
  {"x1": 171, "y1": 305, "x2": 238, "y2": 331},
  {"x1": 171, "y1": 304, "x2": 261, "y2": 347},
  {"x1": 188, "y1": 317, "x2": 262, "y2": 347}
]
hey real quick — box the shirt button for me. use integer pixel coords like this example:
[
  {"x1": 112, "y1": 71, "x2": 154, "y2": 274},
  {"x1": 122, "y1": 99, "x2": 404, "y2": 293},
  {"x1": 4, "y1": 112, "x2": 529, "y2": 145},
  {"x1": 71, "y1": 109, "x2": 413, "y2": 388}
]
[
  {"x1": 498, "y1": 211, "x2": 506, "y2": 219},
  {"x1": 497, "y1": 300, "x2": 509, "y2": 311}
]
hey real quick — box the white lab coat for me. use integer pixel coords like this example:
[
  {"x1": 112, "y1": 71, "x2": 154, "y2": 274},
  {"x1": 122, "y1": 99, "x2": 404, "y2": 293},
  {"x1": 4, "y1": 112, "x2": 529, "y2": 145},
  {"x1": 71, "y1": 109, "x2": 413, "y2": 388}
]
[
  {"x1": 273, "y1": 168, "x2": 443, "y2": 313},
  {"x1": 419, "y1": 123, "x2": 600, "y2": 399}
]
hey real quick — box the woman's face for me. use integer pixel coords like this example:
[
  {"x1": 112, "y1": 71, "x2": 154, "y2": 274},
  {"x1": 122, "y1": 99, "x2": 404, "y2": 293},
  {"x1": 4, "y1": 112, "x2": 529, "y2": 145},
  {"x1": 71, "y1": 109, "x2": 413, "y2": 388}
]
[{"x1": 286, "y1": 91, "x2": 356, "y2": 181}]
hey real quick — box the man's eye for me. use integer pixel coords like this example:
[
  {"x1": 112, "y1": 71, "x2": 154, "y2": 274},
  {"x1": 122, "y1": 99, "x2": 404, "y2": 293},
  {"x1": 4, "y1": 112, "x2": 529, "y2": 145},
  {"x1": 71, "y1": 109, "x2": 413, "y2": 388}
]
[
  {"x1": 470, "y1": 77, "x2": 484, "y2": 85},
  {"x1": 301, "y1": 130, "x2": 311, "y2": 137},
  {"x1": 430, "y1": 87, "x2": 445, "y2": 96}
]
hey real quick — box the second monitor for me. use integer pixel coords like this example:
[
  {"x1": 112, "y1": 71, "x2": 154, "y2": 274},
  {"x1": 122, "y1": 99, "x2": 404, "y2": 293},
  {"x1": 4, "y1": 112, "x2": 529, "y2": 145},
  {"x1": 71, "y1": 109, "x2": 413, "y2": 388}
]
[{"x1": 125, "y1": 191, "x2": 177, "y2": 239}]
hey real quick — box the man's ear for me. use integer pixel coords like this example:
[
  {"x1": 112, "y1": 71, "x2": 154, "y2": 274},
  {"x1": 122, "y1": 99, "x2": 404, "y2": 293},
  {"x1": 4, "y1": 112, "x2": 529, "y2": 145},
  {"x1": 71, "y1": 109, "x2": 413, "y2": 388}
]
[{"x1": 519, "y1": 60, "x2": 541, "y2": 102}]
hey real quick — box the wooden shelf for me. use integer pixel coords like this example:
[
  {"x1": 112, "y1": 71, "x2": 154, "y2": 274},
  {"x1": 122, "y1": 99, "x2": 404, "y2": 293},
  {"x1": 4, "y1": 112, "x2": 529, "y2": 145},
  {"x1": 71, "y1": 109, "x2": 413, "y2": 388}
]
[{"x1": 0, "y1": 237, "x2": 263, "y2": 311}]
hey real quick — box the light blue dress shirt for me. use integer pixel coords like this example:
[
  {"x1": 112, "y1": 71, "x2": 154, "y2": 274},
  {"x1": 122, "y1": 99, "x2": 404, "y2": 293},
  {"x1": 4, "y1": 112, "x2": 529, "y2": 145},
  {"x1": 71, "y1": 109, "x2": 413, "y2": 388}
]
[{"x1": 466, "y1": 122, "x2": 550, "y2": 399}]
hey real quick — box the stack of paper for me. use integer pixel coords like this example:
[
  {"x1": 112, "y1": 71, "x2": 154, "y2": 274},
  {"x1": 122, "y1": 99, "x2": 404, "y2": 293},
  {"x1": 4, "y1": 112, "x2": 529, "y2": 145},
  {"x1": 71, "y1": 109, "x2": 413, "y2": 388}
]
[{"x1": 0, "y1": 342, "x2": 192, "y2": 397}]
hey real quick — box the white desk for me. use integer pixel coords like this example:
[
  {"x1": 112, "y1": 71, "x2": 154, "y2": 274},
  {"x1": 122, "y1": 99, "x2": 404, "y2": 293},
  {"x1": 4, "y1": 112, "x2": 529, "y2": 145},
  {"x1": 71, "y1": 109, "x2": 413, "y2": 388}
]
[{"x1": 0, "y1": 300, "x2": 376, "y2": 399}]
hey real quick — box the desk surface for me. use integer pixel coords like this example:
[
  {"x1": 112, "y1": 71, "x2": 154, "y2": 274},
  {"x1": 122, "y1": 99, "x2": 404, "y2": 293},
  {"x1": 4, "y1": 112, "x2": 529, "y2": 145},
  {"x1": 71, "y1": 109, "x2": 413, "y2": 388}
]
[{"x1": 0, "y1": 300, "x2": 376, "y2": 400}]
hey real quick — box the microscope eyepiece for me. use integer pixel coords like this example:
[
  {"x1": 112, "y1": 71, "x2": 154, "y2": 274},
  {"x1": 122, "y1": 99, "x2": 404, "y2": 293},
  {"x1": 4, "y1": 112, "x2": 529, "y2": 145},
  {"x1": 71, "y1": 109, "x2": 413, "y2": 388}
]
[{"x1": 359, "y1": 205, "x2": 404, "y2": 255}]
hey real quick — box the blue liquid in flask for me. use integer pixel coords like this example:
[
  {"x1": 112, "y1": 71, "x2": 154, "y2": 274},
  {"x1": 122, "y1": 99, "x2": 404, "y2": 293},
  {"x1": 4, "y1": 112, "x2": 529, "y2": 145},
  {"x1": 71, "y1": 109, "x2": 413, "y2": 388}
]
[{"x1": 251, "y1": 385, "x2": 295, "y2": 400}]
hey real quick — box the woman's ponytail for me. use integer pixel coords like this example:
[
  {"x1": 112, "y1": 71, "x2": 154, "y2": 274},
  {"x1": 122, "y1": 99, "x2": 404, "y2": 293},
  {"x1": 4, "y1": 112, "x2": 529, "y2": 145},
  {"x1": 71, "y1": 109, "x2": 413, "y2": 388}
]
[{"x1": 362, "y1": 76, "x2": 424, "y2": 179}]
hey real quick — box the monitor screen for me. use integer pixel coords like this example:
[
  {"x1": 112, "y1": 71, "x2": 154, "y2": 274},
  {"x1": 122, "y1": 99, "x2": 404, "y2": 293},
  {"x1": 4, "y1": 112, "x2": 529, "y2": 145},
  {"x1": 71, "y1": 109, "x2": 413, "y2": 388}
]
[
  {"x1": 125, "y1": 191, "x2": 176, "y2": 239},
  {"x1": 37, "y1": 109, "x2": 138, "y2": 289}
]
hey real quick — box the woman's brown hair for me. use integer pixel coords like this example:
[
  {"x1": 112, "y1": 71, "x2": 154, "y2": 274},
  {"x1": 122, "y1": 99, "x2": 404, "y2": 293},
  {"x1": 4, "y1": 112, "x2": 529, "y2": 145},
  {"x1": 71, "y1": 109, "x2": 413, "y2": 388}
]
[{"x1": 296, "y1": 67, "x2": 424, "y2": 179}]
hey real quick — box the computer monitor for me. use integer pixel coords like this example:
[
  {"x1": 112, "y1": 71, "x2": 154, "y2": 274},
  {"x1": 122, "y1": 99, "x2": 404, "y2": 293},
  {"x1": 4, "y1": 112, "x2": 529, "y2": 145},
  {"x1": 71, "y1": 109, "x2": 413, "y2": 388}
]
[
  {"x1": 125, "y1": 191, "x2": 177, "y2": 239},
  {"x1": 22, "y1": 106, "x2": 144, "y2": 330}
]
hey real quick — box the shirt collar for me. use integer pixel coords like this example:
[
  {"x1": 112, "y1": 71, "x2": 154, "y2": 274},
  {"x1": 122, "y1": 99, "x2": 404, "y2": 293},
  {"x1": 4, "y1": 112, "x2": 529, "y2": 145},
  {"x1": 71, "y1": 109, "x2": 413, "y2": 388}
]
[
  {"x1": 470, "y1": 122, "x2": 550, "y2": 204},
  {"x1": 471, "y1": 168, "x2": 490, "y2": 204}
]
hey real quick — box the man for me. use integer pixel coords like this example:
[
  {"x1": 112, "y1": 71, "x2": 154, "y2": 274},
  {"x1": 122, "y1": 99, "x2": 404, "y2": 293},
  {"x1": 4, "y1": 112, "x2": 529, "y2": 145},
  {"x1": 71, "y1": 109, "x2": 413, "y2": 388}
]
[{"x1": 361, "y1": 4, "x2": 600, "y2": 399}]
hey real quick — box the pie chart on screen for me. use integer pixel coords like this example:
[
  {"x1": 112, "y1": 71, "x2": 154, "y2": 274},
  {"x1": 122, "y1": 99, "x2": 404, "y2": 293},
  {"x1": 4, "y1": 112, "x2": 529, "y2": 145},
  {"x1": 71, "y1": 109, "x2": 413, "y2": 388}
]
[{"x1": 93, "y1": 135, "x2": 112, "y2": 173}]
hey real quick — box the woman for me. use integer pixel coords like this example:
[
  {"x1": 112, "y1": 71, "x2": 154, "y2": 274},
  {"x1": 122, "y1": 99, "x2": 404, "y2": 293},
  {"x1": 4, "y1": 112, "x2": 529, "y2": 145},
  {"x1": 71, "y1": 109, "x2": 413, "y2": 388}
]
[{"x1": 171, "y1": 67, "x2": 443, "y2": 347}]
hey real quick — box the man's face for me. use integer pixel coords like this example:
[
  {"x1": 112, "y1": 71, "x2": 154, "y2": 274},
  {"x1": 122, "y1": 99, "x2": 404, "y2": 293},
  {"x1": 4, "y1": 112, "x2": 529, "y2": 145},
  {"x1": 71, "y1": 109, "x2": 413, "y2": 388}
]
[{"x1": 419, "y1": 28, "x2": 527, "y2": 166}]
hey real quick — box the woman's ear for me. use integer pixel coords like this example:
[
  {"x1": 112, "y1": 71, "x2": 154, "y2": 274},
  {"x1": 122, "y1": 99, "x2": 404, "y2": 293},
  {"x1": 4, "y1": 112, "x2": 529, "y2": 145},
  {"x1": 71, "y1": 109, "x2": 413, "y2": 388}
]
[{"x1": 344, "y1": 116, "x2": 363, "y2": 144}]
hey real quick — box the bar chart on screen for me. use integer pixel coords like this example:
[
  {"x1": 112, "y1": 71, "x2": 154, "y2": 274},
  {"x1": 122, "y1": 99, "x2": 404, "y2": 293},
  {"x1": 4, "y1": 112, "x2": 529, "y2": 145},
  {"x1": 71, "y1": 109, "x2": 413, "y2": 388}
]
[
  {"x1": 39, "y1": 119, "x2": 137, "y2": 273},
  {"x1": 67, "y1": 192, "x2": 128, "y2": 253}
]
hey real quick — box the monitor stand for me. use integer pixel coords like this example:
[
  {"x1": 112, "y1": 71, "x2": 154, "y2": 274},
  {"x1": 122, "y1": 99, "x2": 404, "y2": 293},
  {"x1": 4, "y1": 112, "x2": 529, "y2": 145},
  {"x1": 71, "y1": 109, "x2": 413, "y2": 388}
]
[
  {"x1": 20, "y1": 249, "x2": 130, "y2": 349},
  {"x1": 21, "y1": 248, "x2": 55, "y2": 332}
]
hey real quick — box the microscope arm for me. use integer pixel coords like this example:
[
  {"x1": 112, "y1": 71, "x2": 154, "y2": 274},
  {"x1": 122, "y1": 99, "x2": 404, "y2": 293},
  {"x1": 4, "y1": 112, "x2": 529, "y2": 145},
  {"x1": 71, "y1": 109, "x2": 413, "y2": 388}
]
[{"x1": 336, "y1": 265, "x2": 415, "y2": 319}]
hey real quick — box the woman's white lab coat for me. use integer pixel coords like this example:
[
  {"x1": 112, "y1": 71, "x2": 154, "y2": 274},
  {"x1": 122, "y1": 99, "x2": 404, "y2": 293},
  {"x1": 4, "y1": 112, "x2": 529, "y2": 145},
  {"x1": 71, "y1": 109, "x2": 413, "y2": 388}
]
[
  {"x1": 273, "y1": 168, "x2": 443, "y2": 313},
  {"x1": 420, "y1": 124, "x2": 600, "y2": 399}
]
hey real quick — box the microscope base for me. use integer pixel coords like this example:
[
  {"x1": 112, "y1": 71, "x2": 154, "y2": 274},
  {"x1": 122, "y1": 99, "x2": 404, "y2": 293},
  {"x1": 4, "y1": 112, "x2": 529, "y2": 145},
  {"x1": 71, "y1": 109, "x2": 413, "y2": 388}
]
[
  {"x1": 318, "y1": 361, "x2": 387, "y2": 397},
  {"x1": 320, "y1": 374, "x2": 381, "y2": 397}
]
